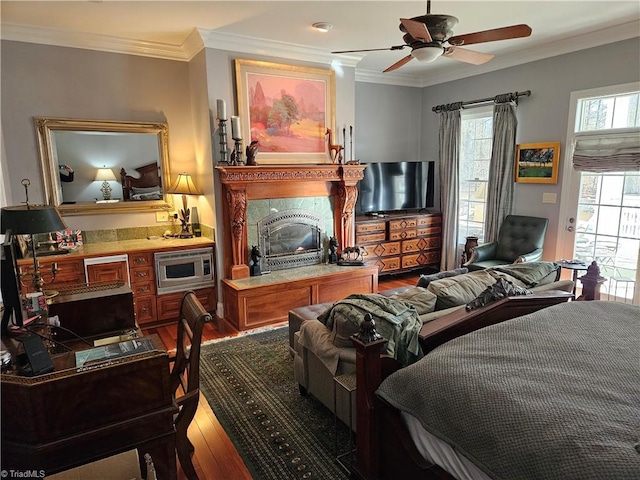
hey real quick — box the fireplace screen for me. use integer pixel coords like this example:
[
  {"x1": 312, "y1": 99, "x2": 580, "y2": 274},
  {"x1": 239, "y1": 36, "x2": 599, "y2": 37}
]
[{"x1": 258, "y1": 209, "x2": 324, "y2": 271}]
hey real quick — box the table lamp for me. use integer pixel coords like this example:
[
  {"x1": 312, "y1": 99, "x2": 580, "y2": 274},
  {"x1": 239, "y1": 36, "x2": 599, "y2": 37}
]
[
  {"x1": 1, "y1": 183, "x2": 68, "y2": 292},
  {"x1": 168, "y1": 173, "x2": 202, "y2": 238},
  {"x1": 95, "y1": 166, "x2": 117, "y2": 200}
]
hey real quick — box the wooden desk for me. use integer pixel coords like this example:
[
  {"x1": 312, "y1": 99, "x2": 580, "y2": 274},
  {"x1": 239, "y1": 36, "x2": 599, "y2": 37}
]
[{"x1": 1, "y1": 335, "x2": 177, "y2": 479}]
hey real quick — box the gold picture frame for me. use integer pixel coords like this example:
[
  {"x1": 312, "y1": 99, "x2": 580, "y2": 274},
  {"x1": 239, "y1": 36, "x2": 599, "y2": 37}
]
[
  {"x1": 515, "y1": 142, "x2": 561, "y2": 184},
  {"x1": 235, "y1": 59, "x2": 336, "y2": 164}
]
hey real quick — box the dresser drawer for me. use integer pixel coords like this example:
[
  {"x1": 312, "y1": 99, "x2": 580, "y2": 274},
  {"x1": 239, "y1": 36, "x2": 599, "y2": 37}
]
[
  {"x1": 129, "y1": 252, "x2": 153, "y2": 267},
  {"x1": 417, "y1": 215, "x2": 442, "y2": 227},
  {"x1": 356, "y1": 232, "x2": 387, "y2": 244},
  {"x1": 132, "y1": 280, "x2": 155, "y2": 296},
  {"x1": 389, "y1": 218, "x2": 418, "y2": 230},
  {"x1": 401, "y1": 254, "x2": 421, "y2": 269},
  {"x1": 356, "y1": 221, "x2": 386, "y2": 234},
  {"x1": 361, "y1": 242, "x2": 401, "y2": 258},
  {"x1": 378, "y1": 257, "x2": 400, "y2": 272},
  {"x1": 135, "y1": 295, "x2": 157, "y2": 325},
  {"x1": 418, "y1": 225, "x2": 442, "y2": 236},
  {"x1": 389, "y1": 229, "x2": 417, "y2": 241},
  {"x1": 130, "y1": 266, "x2": 154, "y2": 283}
]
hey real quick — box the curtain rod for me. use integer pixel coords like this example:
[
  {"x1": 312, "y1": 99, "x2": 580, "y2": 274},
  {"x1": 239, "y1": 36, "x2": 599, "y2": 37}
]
[{"x1": 432, "y1": 90, "x2": 531, "y2": 113}]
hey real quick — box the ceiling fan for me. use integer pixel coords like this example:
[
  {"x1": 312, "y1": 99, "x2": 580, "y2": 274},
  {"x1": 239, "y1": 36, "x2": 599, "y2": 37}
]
[{"x1": 332, "y1": 0, "x2": 532, "y2": 73}]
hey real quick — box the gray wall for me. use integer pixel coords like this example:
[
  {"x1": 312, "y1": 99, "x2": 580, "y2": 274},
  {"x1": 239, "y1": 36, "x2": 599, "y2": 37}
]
[
  {"x1": 355, "y1": 83, "x2": 422, "y2": 163},
  {"x1": 355, "y1": 37, "x2": 640, "y2": 261},
  {"x1": 1, "y1": 40, "x2": 198, "y2": 231}
]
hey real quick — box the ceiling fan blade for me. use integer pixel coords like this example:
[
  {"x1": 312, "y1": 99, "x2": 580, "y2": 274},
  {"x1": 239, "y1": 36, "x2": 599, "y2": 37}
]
[
  {"x1": 443, "y1": 46, "x2": 494, "y2": 65},
  {"x1": 332, "y1": 45, "x2": 407, "y2": 54},
  {"x1": 448, "y1": 24, "x2": 532, "y2": 46},
  {"x1": 400, "y1": 18, "x2": 433, "y2": 42},
  {"x1": 383, "y1": 54, "x2": 414, "y2": 73}
]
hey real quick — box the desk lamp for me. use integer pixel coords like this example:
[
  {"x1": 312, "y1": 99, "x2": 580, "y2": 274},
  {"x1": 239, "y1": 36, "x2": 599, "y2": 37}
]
[
  {"x1": 167, "y1": 173, "x2": 202, "y2": 238},
  {"x1": 1, "y1": 179, "x2": 68, "y2": 292},
  {"x1": 95, "y1": 166, "x2": 117, "y2": 200}
]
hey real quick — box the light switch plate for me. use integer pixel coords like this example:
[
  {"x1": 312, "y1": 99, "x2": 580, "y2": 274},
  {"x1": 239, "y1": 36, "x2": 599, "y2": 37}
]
[
  {"x1": 542, "y1": 193, "x2": 557, "y2": 204},
  {"x1": 156, "y1": 211, "x2": 169, "y2": 222}
]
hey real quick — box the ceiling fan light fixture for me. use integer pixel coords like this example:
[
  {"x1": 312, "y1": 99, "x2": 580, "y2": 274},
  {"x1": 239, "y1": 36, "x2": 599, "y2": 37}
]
[
  {"x1": 411, "y1": 45, "x2": 444, "y2": 63},
  {"x1": 312, "y1": 22, "x2": 333, "y2": 33}
]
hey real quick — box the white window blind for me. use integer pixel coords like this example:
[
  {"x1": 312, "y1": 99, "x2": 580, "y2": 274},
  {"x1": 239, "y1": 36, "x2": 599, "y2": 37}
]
[{"x1": 572, "y1": 128, "x2": 640, "y2": 172}]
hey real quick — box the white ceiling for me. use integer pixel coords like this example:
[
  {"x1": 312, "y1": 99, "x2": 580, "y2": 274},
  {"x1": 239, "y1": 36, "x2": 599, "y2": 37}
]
[{"x1": 1, "y1": 1, "x2": 639, "y2": 87}]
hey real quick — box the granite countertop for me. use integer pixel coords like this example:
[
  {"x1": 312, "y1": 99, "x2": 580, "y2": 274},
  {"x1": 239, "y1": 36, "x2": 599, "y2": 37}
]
[{"x1": 22, "y1": 236, "x2": 214, "y2": 262}]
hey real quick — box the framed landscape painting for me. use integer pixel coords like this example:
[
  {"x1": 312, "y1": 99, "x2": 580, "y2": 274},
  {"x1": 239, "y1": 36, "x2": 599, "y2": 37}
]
[
  {"x1": 515, "y1": 142, "x2": 560, "y2": 184},
  {"x1": 235, "y1": 59, "x2": 335, "y2": 164}
]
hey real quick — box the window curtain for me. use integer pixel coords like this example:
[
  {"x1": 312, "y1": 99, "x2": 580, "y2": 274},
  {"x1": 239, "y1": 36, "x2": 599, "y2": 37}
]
[
  {"x1": 572, "y1": 129, "x2": 640, "y2": 172},
  {"x1": 484, "y1": 94, "x2": 518, "y2": 242},
  {"x1": 438, "y1": 104, "x2": 462, "y2": 271}
]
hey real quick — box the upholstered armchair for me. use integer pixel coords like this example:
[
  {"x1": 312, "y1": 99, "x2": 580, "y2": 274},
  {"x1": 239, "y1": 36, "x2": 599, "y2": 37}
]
[{"x1": 464, "y1": 215, "x2": 549, "y2": 271}]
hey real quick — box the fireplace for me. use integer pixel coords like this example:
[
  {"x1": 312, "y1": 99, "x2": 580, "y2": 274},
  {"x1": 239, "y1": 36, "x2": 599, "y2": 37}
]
[{"x1": 257, "y1": 209, "x2": 324, "y2": 271}]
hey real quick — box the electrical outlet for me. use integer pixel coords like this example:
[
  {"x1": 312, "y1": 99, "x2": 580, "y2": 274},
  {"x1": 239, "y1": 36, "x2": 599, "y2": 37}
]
[
  {"x1": 542, "y1": 193, "x2": 557, "y2": 204},
  {"x1": 155, "y1": 211, "x2": 169, "y2": 222}
]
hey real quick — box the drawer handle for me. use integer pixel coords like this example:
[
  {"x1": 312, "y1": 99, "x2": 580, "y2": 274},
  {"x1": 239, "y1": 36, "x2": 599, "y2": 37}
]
[
  {"x1": 136, "y1": 271, "x2": 149, "y2": 278},
  {"x1": 141, "y1": 307, "x2": 149, "y2": 313},
  {"x1": 138, "y1": 286, "x2": 150, "y2": 293},
  {"x1": 135, "y1": 258, "x2": 147, "y2": 264}
]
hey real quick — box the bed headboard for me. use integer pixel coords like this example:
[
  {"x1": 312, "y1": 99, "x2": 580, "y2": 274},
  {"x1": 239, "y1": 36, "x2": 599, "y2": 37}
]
[{"x1": 120, "y1": 163, "x2": 162, "y2": 201}]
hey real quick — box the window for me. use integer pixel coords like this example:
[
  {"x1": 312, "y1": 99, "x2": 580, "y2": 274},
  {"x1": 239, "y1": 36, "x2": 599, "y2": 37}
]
[
  {"x1": 572, "y1": 90, "x2": 640, "y2": 302},
  {"x1": 458, "y1": 106, "x2": 493, "y2": 246}
]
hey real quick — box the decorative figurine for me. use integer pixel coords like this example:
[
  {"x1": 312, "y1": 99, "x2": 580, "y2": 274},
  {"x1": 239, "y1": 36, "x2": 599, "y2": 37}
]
[
  {"x1": 249, "y1": 245, "x2": 262, "y2": 276},
  {"x1": 246, "y1": 141, "x2": 259, "y2": 166},
  {"x1": 325, "y1": 129, "x2": 343, "y2": 164},
  {"x1": 328, "y1": 236, "x2": 339, "y2": 264},
  {"x1": 338, "y1": 245, "x2": 365, "y2": 266}
]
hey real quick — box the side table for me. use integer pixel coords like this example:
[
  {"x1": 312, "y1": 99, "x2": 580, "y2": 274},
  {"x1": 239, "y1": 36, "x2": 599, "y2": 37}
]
[
  {"x1": 333, "y1": 372, "x2": 356, "y2": 474},
  {"x1": 557, "y1": 260, "x2": 589, "y2": 297}
]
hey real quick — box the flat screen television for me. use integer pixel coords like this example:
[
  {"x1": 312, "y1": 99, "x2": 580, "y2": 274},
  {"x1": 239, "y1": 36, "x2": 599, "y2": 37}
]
[{"x1": 356, "y1": 161, "x2": 435, "y2": 214}]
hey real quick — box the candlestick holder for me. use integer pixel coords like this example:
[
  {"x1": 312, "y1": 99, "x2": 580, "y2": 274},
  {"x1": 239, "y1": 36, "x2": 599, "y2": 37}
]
[
  {"x1": 232, "y1": 137, "x2": 244, "y2": 165},
  {"x1": 218, "y1": 119, "x2": 229, "y2": 165}
]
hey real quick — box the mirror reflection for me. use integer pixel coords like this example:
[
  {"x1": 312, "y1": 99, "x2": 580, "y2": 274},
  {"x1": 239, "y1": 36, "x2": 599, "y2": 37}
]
[{"x1": 35, "y1": 117, "x2": 172, "y2": 215}]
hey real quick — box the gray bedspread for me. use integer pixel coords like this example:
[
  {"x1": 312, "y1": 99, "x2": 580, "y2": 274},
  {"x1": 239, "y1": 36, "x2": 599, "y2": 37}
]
[{"x1": 377, "y1": 301, "x2": 640, "y2": 480}]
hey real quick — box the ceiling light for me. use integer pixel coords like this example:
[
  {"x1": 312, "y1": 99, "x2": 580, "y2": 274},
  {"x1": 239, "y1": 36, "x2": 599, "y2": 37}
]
[
  {"x1": 411, "y1": 45, "x2": 444, "y2": 63},
  {"x1": 312, "y1": 22, "x2": 333, "y2": 33}
]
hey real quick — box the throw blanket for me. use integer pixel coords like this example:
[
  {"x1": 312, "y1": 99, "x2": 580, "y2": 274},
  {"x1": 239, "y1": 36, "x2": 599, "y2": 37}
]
[
  {"x1": 490, "y1": 261, "x2": 558, "y2": 286},
  {"x1": 377, "y1": 301, "x2": 640, "y2": 480},
  {"x1": 318, "y1": 294, "x2": 424, "y2": 367}
]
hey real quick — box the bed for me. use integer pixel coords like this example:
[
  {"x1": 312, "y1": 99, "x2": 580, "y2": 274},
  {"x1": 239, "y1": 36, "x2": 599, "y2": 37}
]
[
  {"x1": 351, "y1": 295, "x2": 640, "y2": 480},
  {"x1": 120, "y1": 163, "x2": 163, "y2": 201}
]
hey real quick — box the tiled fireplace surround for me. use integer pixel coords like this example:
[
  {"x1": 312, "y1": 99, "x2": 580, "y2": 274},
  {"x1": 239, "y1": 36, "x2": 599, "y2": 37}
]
[{"x1": 216, "y1": 165, "x2": 366, "y2": 280}]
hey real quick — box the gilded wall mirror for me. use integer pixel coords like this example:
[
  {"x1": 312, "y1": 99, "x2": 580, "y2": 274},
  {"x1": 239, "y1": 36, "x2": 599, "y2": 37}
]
[{"x1": 34, "y1": 117, "x2": 172, "y2": 215}]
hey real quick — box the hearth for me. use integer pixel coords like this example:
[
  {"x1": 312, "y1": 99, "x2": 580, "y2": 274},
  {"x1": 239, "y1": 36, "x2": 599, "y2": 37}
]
[{"x1": 258, "y1": 209, "x2": 324, "y2": 271}]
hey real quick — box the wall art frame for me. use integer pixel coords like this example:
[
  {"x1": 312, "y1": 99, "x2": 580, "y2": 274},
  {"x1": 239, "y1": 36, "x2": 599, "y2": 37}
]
[
  {"x1": 235, "y1": 59, "x2": 335, "y2": 164},
  {"x1": 515, "y1": 142, "x2": 561, "y2": 184}
]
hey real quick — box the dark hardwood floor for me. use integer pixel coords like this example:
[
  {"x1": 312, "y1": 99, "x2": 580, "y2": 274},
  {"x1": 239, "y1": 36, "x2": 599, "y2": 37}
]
[{"x1": 142, "y1": 272, "x2": 419, "y2": 479}]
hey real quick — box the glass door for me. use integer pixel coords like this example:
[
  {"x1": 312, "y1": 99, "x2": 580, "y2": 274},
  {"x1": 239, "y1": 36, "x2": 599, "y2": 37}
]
[{"x1": 558, "y1": 83, "x2": 640, "y2": 304}]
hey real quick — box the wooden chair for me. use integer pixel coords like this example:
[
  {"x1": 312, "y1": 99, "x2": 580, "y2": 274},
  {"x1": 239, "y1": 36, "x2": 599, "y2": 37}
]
[{"x1": 169, "y1": 291, "x2": 212, "y2": 480}]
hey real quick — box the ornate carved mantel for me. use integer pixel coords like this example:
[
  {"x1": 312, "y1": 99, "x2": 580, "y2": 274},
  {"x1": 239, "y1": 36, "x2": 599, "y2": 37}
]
[{"x1": 216, "y1": 165, "x2": 365, "y2": 279}]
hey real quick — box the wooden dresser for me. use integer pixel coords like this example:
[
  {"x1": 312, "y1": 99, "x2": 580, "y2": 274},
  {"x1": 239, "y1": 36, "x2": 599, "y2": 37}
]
[
  {"x1": 356, "y1": 212, "x2": 442, "y2": 275},
  {"x1": 17, "y1": 238, "x2": 216, "y2": 327}
]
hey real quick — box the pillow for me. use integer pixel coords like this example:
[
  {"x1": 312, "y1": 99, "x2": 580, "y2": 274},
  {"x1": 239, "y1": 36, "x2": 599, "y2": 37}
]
[
  {"x1": 131, "y1": 185, "x2": 161, "y2": 195},
  {"x1": 417, "y1": 267, "x2": 468, "y2": 288},
  {"x1": 387, "y1": 287, "x2": 437, "y2": 315},
  {"x1": 427, "y1": 270, "x2": 498, "y2": 310}
]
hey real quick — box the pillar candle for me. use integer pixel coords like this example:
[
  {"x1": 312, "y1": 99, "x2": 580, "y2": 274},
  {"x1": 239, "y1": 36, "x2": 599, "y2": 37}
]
[
  {"x1": 231, "y1": 116, "x2": 241, "y2": 139},
  {"x1": 216, "y1": 99, "x2": 227, "y2": 120}
]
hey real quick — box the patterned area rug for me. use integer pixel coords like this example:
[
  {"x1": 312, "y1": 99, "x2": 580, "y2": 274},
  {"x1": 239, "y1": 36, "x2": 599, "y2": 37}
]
[{"x1": 199, "y1": 326, "x2": 350, "y2": 480}]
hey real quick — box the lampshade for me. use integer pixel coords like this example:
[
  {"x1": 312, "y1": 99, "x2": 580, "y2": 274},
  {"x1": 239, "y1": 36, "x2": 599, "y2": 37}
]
[
  {"x1": 94, "y1": 167, "x2": 116, "y2": 182},
  {"x1": 411, "y1": 45, "x2": 444, "y2": 63},
  {"x1": 1, "y1": 205, "x2": 67, "y2": 235},
  {"x1": 168, "y1": 173, "x2": 202, "y2": 196}
]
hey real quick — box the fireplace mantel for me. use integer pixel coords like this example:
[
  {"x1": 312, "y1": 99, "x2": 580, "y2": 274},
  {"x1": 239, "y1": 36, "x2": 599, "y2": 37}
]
[{"x1": 216, "y1": 164, "x2": 366, "y2": 279}]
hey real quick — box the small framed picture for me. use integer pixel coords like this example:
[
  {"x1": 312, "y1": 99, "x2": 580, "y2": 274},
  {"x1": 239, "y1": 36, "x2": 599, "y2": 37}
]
[
  {"x1": 515, "y1": 142, "x2": 560, "y2": 184},
  {"x1": 55, "y1": 230, "x2": 83, "y2": 249}
]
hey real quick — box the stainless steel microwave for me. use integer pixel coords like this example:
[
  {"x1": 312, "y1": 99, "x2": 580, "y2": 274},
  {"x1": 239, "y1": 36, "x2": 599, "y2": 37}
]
[{"x1": 154, "y1": 247, "x2": 215, "y2": 295}]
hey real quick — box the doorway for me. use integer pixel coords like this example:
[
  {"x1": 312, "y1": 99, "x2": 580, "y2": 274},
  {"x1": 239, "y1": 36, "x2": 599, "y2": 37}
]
[{"x1": 558, "y1": 82, "x2": 640, "y2": 305}]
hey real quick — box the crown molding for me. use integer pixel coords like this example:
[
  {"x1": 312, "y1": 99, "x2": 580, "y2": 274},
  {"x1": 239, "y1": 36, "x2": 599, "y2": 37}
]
[
  {"x1": 196, "y1": 28, "x2": 363, "y2": 68},
  {"x1": 1, "y1": 23, "x2": 192, "y2": 61},
  {"x1": 2, "y1": 21, "x2": 637, "y2": 87}
]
